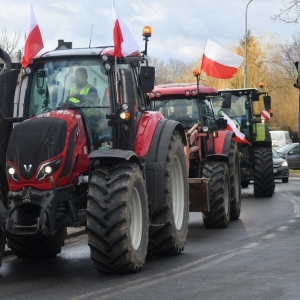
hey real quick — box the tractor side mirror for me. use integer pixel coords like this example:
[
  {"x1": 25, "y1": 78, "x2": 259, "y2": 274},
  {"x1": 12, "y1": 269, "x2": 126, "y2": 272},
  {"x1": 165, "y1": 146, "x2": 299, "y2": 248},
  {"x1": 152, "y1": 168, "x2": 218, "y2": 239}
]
[
  {"x1": 221, "y1": 92, "x2": 231, "y2": 109},
  {"x1": 252, "y1": 93, "x2": 260, "y2": 101},
  {"x1": 139, "y1": 66, "x2": 155, "y2": 93},
  {"x1": 37, "y1": 70, "x2": 46, "y2": 88},
  {"x1": 263, "y1": 95, "x2": 271, "y2": 111},
  {"x1": 217, "y1": 117, "x2": 227, "y2": 130}
]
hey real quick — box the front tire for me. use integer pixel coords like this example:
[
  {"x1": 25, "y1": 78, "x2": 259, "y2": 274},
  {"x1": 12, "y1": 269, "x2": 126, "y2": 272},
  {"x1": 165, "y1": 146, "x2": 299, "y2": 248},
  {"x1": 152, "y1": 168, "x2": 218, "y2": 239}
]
[
  {"x1": 0, "y1": 176, "x2": 9, "y2": 266},
  {"x1": 148, "y1": 131, "x2": 189, "y2": 255},
  {"x1": 202, "y1": 161, "x2": 231, "y2": 228},
  {"x1": 253, "y1": 147, "x2": 275, "y2": 197},
  {"x1": 87, "y1": 162, "x2": 148, "y2": 274},
  {"x1": 7, "y1": 228, "x2": 66, "y2": 259},
  {"x1": 229, "y1": 142, "x2": 241, "y2": 220},
  {"x1": 282, "y1": 178, "x2": 288, "y2": 183}
]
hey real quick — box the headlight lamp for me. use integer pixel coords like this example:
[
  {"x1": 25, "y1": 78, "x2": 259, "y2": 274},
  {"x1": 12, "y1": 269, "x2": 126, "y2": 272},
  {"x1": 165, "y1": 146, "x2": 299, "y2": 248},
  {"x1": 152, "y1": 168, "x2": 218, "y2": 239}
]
[
  {"x1": 36, "y1": 158, "x2": 62, "y2": 181},
  {"x1": 7, "y1": 164, "x2": 20, "y2": 182}
]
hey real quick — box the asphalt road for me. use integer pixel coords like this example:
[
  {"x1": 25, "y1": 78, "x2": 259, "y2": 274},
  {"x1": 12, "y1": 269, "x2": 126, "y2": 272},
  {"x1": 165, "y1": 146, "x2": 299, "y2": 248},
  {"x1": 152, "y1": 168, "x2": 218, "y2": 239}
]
[{"x1": 1, "y1": 178, "x2": 300, "y2": 300}]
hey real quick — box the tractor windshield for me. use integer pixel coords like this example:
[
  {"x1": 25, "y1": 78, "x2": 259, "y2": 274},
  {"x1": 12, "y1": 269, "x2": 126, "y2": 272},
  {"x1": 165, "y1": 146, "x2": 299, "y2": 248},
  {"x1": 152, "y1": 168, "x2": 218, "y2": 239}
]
[
  {"x1": 212, "y1": 94, "x2": 251, "y2": 139},
  {"x1": 28, "y1": 59, "x2": 110, "y2": 117},
  {"x1": 151, "y1": 99, "x2": 199, "y2": 129},
  {"x1": 28, "y1": 59, "x2": 112, "y2": 150}
]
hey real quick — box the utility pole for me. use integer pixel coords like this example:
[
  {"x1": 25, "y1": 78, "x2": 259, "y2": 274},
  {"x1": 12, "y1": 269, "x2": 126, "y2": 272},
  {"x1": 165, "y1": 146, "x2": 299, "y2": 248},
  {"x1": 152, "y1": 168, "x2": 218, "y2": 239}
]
[{"x1": 244, "y1": 0, "x2": 253, "y2": 88}]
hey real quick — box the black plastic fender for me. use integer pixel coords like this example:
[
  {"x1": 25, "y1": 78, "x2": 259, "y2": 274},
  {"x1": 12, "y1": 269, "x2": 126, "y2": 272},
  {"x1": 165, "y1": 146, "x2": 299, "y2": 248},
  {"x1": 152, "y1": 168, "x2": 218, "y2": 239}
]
[
  {"x1": 89, "y1": 149, "x2": 144, "y2": 174},
  {"x1": 144, "y1": 118, "x2": 186, "y2": 214},
  {"x1": 250, "y1": 140, "x2": 272, "y2": 149},
  {"x1": 221, "y1": 131, "x2": 234, "y2": 156}
]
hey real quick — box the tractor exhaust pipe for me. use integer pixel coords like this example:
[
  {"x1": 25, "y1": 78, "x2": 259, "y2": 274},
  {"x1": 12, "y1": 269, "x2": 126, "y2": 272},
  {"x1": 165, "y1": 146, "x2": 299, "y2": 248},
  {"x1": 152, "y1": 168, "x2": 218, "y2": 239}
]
[{"x1": 0, "y1": 48, "x2": 12, "y2": 73}]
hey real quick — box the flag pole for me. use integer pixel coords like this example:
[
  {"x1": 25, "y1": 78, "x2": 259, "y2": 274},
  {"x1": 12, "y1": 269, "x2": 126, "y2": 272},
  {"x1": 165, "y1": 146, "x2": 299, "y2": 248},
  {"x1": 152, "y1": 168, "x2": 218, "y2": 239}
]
[
  {"x1": 199, "y1": 38, "x2": 207, "y2": 83},
  {"x1": 114, "y1": 56, "x2": 120, "y2": 105}
]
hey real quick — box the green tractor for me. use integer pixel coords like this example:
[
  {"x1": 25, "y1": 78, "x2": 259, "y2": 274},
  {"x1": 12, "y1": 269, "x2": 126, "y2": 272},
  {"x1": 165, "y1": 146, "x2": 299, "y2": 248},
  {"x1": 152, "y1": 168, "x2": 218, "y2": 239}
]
[{"x1": 212, "y1": 88, "x2": 275, "y2": 197}]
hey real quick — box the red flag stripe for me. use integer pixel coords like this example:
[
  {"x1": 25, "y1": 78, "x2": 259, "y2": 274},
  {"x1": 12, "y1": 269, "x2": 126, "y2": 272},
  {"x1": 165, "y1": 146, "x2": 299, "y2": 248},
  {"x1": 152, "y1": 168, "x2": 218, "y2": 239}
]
[
  {"x1": 113, "y1": 19, "x2": 124, "y2": 58},
  {"x1": 201, "y1": 54, "x2": 239, "y2": 79},
  {"x1": 21, "y1": 25, "x2": 43, "y2": 68}
]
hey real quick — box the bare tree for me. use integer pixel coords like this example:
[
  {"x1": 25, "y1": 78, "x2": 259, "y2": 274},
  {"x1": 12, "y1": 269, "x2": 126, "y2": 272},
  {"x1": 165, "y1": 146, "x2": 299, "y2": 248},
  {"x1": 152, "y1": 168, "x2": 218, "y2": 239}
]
[
  {"x1": 0, "y1": 28, "x2": 21, "y2": 62},
  {"x1": 273, "y1": 0, "x2": 300, "y2": 23}
]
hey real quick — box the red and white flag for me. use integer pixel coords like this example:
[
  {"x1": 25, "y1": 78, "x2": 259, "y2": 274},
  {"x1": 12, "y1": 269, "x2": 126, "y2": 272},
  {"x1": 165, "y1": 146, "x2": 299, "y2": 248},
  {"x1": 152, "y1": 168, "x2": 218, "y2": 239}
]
[
  {"x1": 112, "y1": 1, "x2": 139, "y2": 58},
  {"x1": 200, "y1": 39, "x2": 243, "y2": 79},
  {"x1": 21, "y1": 5, "x2": 44, "y2": 68},
  {"x1": 221, "y1": 112, "x2": 250, "y2": 144}
]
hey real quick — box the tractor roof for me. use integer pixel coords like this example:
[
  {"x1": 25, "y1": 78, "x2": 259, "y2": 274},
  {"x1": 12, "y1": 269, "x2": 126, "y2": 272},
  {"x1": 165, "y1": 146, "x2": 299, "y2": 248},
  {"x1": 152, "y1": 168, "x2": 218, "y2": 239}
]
[
  {"x1": 39, "y1": 47, "x2": 140, "y2": 59},
  {"x1": 218, "y1": 88, "x2": 259, "y2": 95},
  {"x1": 148, "y1": 83, "x2": 218, "y2": 100}
]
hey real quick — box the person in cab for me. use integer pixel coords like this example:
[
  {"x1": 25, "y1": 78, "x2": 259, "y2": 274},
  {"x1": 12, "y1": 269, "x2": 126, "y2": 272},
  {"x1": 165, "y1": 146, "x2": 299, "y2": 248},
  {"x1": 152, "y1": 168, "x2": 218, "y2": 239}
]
[{"x1": 67, "y1": 67, "x2": 100, "y2": 105}]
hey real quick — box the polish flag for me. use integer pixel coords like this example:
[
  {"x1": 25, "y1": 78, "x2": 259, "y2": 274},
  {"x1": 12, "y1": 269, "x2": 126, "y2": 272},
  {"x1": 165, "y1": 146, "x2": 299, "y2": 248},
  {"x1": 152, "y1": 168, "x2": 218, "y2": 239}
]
[
  {"x1": 221, "y1": 112, "x2": 250, "y2": 144},
  {"x1": 200, "y1": 39, "x2": 243, "y2": 79},
  {"x1": 21, "y1": 5, "x2": 44, "y2": 68},
  {"x1": 112, "y1": 1, "x2": 139, "y2": 58}
]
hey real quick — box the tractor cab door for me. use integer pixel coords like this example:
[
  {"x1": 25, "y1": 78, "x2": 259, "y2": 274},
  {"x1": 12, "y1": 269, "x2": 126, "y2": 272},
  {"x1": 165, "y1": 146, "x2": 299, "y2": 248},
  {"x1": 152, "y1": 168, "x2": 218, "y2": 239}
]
[
  {"x1": 0, "y1": 68, "x2": 21, "y2": 182},
  {"x1": 200, "y1": 99, "x2": 216, "y2": 154}
]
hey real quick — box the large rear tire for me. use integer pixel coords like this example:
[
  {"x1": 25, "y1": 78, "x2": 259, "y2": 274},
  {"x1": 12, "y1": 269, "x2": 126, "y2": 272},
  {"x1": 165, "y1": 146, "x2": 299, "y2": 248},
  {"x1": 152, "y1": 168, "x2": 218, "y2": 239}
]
[
  {"x1": 202, "y1": 161, "x2": 231, "y2": 228},
  {"x1": 229, "y1": 142, "x2": 241, "y2": 220},
  {"x1": 148, "y1": 131, "x2": 189, "y2": 255},
  {"x1": 87, "y1": 162, "x2": 148, "y2": 274},
  {"x1": 0, "y1": 230, "x2": 4, "y2": 267},
  {"x1": 253, "y1": 147, "x2": 275, "y2": 197},
  {"x1": 7, "y1": 228, "x2": 66, "y2": 259}
]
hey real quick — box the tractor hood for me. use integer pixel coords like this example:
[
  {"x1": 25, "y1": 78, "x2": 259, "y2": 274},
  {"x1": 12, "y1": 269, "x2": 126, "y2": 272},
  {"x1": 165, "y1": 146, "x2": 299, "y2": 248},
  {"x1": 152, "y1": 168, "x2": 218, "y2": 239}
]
[{"x1": 7, "y1": 110, "x2": 89, "y2": 190}]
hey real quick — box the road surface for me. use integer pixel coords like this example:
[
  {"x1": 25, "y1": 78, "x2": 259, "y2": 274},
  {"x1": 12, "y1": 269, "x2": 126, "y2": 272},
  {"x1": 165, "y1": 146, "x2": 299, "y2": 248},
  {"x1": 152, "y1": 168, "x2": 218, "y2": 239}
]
[{"x1": 1, "y1": 178, "x2": 300, "y2": 300}]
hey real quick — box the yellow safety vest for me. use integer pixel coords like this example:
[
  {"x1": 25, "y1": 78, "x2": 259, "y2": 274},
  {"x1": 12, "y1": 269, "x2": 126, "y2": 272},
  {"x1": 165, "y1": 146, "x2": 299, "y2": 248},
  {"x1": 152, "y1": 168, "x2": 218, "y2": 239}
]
[{"x1": 68, "y1": 84, "x2": 94, "y2": 103}]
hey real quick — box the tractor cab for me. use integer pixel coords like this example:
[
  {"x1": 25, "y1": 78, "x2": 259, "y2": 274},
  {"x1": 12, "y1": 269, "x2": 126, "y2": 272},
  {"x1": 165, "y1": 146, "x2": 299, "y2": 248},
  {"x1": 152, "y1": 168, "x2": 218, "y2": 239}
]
[
  {"x1": 149, "y1": 83, "x2": 218, "y2": 135},
  {"x1": 25, "y1": 55, "x2": 113, "y2": 151},
  {"x1": 213, "y1": 88, "x2": 274, "y2": 197},
  {"x1": 212, "y1": 88, "x2": 272, "y2": 143}
]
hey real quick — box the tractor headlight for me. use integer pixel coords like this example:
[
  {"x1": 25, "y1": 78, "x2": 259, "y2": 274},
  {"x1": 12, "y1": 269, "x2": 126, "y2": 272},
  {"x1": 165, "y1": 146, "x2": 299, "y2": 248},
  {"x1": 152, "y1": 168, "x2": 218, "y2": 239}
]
[
  {"x1": 36, "y1": 158, "x2": 62, "y2": 181},
  {"x1": 281, "y1": 161, "x2": 288, "y2": 167},
  {"x1": 7, "y1": 164, "x2": 21, "y2": 182}
]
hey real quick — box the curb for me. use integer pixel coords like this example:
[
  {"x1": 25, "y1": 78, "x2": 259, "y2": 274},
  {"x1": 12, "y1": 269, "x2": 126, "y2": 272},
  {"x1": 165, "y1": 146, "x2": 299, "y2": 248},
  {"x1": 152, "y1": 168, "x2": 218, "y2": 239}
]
[{"x1": 3, "y1": 227, "x2": 87, "y2": 258}]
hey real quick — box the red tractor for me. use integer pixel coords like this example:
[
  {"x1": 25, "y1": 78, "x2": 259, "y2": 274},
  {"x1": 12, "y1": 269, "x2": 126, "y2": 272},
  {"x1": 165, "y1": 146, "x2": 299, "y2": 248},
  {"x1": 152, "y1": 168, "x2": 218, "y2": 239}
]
[
  {"x1": 148, "y1": 81, "x2": 241, "y2": 228},
  {"x1": 0, "y1": 29, "x2": 189, "y2": 273}
]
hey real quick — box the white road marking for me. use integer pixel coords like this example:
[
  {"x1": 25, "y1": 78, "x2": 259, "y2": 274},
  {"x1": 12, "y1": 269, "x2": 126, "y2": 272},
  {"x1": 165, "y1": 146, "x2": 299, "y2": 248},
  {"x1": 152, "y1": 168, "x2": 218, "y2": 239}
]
[
  {"x1": 70, "y1": 251, "x2": 247, "y2": 300},
  {"x1": 262, "y1": 234, "x2": 276, "y2": 239},
  {"x1": 277, "y1": 226, "x2": 288, "y2": 231},
  {"x1": 69, "y1": 253, "x2": 220, "y2": 300},
  {"x1": 289, "y1": 198, "x2": 300, "y2": 214},
  {"x1": 242, "y1": 243, "x2": 259, "y2": 249},
  {"x1": 93, "y1": 252, "x2": 242, "y2": 300},
  {"x1": 288, "y1": 220, "x2": 297, "y2": 224}
]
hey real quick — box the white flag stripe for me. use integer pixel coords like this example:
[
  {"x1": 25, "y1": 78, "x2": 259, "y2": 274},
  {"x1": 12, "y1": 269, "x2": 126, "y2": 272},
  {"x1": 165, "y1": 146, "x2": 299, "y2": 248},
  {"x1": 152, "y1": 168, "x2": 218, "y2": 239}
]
[
  {"x1": 112, "y1": 1, "x2": 139, "y2": 57},
  {"x1": 204, "y1": 39, "x2": 243, "y2": 68},
  {"x1": 222, "y1": 112, "x2": 246, "y2": 140},
  {"x1": 26, "y1": 6, "x2": 38, "y2": 39}
]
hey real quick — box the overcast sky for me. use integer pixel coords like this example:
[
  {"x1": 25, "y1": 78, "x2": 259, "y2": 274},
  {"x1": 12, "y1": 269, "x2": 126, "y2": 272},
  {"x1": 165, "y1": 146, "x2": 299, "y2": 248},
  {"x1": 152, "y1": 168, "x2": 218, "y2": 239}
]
[{"x1": 1, "y1": 0, "x2": 299, "y2": 62}]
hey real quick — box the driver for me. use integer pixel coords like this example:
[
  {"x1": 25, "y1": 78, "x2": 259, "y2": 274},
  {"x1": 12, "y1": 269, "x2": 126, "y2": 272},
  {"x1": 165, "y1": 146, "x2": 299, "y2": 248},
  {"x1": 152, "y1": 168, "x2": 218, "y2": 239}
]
[
  {"x1": 168, "y1": 100, "x2": 191, "y2": 121},
  {"x1": 67, "y1": 67, "x2": 100, "y2": 105}
]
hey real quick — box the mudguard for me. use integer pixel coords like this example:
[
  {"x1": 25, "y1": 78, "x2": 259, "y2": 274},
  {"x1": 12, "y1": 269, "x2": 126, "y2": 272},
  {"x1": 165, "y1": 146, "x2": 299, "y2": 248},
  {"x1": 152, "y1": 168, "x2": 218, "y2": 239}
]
[
  {"x1": 144, "y1": 118, "x2": 186, "y2": 214},
  {"x1": 89, "y1": 149, "x2": 143, "y2": 172},
  {"x1": 206, "y1": 130, "x2": 233, "y2": 163}
]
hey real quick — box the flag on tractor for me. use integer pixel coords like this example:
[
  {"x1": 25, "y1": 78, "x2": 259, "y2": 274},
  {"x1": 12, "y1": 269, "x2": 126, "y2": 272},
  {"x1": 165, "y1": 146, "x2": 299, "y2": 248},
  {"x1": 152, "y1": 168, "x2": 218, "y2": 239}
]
[
  {"x1": 21, "y1": 5, "x2": 44, "y2": 68},
  {"x1": 221, "y1": 112, "x2": 250, "y2": 144},
  {"x1": 112, "y1": 1, "x2": 139, "y2": 57},
  {"x1": 200, "y1": 39, "x2": 243, "y2": 79}
]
